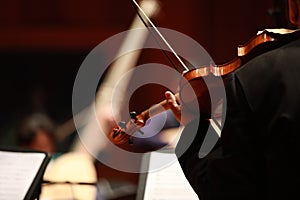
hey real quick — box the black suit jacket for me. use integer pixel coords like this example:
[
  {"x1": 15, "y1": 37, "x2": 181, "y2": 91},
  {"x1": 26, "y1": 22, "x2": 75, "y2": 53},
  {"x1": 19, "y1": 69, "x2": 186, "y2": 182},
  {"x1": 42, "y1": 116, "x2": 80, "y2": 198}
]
[{"x1": 176, "y1": 38, "x2": 300, "y2": 200}]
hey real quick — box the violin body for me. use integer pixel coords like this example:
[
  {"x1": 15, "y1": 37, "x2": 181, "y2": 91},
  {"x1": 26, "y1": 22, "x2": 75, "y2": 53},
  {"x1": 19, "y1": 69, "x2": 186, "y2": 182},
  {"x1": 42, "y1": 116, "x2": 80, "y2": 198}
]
[
  {"x1": 179, "y1": 29, "x2": 300, "y2": 117},
  {"x1": 109, "y1": 29, "x2": 300, "y2": 145}
]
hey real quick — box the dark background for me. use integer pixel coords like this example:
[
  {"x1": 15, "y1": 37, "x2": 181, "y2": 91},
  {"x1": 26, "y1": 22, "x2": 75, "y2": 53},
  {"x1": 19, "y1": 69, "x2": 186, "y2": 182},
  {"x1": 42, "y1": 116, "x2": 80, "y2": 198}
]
[
  {"x1": 0, "y1": 0, "x2": 288, "y2": 144},
  {"x1": 0, "y1": 0, "x2": 291, "y2": 199}
]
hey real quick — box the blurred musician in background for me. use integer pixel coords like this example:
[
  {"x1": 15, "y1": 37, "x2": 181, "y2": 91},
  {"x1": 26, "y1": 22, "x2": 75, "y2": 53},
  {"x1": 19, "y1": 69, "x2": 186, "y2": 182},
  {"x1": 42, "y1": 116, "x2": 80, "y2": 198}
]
[{"x1": 17, "y1": 112, "x2": 56, "y2": 154}]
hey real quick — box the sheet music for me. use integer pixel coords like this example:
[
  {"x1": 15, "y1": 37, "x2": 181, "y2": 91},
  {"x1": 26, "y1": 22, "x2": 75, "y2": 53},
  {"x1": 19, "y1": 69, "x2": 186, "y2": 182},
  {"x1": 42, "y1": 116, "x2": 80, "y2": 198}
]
[
  {"x1": 143, "y1": 151, "x2": 198, "y2": 200},
  {"x1": 0, "y1": 150, "x2": 46, "y2": 200}
]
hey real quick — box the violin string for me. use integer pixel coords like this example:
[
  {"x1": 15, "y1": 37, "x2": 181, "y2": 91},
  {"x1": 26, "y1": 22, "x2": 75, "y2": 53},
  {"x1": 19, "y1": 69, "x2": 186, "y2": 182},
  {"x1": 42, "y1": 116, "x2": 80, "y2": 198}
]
[{"x1": 131, "y1": 0, "x2": 191, "y2": 72}]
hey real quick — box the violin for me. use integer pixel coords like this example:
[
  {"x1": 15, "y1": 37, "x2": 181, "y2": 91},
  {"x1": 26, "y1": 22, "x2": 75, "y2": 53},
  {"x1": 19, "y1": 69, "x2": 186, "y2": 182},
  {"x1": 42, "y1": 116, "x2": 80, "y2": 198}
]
[{"x1": 108, "y1": 1, "x2": 300, "y2": 145}]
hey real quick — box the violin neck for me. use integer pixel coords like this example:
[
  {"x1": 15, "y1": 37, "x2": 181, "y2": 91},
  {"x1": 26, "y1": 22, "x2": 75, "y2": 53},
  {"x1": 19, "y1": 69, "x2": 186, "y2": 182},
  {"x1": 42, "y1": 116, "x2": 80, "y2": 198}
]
[
  {"x1": 139, "y1": 99, "x2": 171, "y2": 122},
  {"x1": 139, "y1": 93, "x2": 179, "y2": 123}
]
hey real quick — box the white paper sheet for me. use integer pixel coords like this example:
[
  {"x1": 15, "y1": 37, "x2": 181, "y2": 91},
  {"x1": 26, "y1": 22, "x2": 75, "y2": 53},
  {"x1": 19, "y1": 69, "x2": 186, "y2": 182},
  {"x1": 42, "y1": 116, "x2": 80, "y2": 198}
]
[
  {"x1": 143, "y1": 151, "x2": 198, "y2": 200},
  {"x1": 0, "y1": 150, "x2": 46, "y2": 200}
]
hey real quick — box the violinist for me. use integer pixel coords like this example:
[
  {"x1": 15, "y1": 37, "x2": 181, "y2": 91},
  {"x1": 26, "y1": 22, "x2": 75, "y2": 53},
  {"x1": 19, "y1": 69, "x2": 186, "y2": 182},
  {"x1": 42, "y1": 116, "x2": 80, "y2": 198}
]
[{"x1": 165, "y1": 0, "x2": 300, "y2": 199}]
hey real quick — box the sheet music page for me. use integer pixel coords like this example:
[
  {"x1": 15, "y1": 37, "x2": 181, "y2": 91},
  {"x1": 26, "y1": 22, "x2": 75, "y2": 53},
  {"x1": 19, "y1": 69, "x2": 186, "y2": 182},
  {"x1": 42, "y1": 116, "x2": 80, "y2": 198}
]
[
  {"x1": 143, "y1": 151, "x2": 198, "y2": 200},
  {"x1": 0, "y1": 150, "x2": 46, "y2": 200}
]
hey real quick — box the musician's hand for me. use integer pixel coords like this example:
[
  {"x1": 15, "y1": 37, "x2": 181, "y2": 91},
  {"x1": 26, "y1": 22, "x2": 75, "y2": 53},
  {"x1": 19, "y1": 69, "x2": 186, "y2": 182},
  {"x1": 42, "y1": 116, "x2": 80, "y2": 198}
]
[{"x1": 165, "y1": 91, "x2": 181, "y2": 122}]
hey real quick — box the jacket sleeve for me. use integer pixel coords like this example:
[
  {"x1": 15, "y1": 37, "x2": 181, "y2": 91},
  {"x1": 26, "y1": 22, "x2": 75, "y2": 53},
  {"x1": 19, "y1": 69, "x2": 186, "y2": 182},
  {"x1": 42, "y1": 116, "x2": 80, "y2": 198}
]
[{"x1": 175, "y1": 73, "x2": 261, "y2": 200}]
